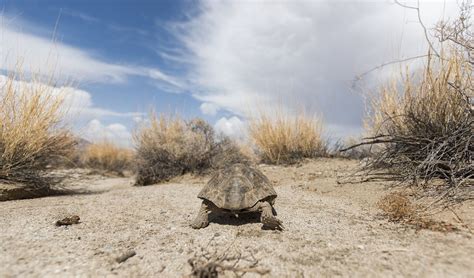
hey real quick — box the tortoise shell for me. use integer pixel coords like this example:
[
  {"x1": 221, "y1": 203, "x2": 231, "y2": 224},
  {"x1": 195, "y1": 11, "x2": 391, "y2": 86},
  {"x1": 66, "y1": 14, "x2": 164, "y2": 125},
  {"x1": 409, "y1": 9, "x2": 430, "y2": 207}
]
[{"x1": 197, "y1": 163, "x2": 277, "y2": 211}]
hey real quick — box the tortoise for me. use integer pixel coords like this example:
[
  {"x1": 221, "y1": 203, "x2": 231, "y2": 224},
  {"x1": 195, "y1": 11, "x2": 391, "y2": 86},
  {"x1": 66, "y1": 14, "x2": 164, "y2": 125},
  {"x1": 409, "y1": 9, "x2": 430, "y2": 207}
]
[{"x1": 191, "y1": 163, "x2": 283, "y2": 230}]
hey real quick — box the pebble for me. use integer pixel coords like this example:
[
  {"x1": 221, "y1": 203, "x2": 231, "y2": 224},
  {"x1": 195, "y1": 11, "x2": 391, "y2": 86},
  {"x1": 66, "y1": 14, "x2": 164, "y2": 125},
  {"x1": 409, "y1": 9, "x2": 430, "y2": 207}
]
[{"x1": 115, "y1": 250, "x2": 136, "y2": 263}]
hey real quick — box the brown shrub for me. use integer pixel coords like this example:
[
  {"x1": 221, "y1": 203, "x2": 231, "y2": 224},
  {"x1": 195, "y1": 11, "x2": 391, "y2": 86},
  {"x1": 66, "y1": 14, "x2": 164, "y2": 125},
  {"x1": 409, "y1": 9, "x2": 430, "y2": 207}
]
[
  {"x1": 378, "y1": 192, "x2": 459, "y2": 233},
  {"x1": 0, "y1": 72, "x2": 76, "y2": 188},
  {"x1": 343, "y1": 8, "x2": 473, "y2": 206},
  {"x1": 355, "y1": 51, "x2": 473, "y2": 203},
  {"x1": 367, "y1": 53, "x2": 472, "y2": 140},
  {"x1": 81, "y1": 141, "x2": 134, "y2": 176},
  {"x1": 210, "y1": 137, "x2": 252, "y2": 169},
  {"x1": 249, "y1": 110, "x2": 327, "y2": 164},
  {"x1": 378, "y1": 192, "x2": 418, "y2": 221},
  {"x1": 134, "y1": 114, "x2": 249, "y2": 185}
]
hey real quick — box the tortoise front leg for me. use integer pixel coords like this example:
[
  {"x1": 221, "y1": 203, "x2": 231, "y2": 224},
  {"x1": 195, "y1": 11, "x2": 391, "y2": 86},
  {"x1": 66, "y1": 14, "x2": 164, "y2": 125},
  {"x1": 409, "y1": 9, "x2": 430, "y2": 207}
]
[
  {"x1": 191, "y1": 200, "x2": 212, "y2": 229},
  {"x1": 259, "y1": 201, "x2": 284, "y2": 230}
]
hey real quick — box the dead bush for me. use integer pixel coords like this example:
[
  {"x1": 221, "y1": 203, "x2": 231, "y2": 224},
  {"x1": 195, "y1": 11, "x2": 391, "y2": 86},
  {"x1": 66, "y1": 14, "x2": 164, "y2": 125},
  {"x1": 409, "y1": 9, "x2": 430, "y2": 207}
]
[
  {"x1": 81, "y1": 141, "x2": 134, "y2": 176},
  {"x1": 378, "y1": 192, "x2": 459, "y2": 233},
  {"x1": 343, "y1": 7, "x2": 473, "y2": 206},
  {"x1": 210, "y1": 137, "x2": 252, "y2": 169},
  {"x1": 50, "y1": 137, "x2": 90, "y2": 168},
  {"x1": 187, "y1": 237, "x2": 269, "y2": 278},
  {"x1": 134, "y1": 114, "x2": 249, "y2": 185},
  {"x1": 434, "y1": 1, "x2": 473, "y2": 64},
  {"x1": 345, "y1": 51, "x2": 473, "y2": 204},
  {"x1": 0, "y1": 73, "x2": 76, "y2": 189},
  {"x1": 332, "y1": 137, "x2": 371, "y2": 159},
  {"x1": 249, "y1": 110, "x2": 327, "y2": 164}
]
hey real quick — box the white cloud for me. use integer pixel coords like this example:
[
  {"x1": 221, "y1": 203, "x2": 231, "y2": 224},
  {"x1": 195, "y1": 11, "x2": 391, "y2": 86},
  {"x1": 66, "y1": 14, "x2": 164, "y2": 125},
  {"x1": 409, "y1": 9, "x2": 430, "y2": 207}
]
[
  {"x1": 148, "y1": 68, "x2": 186, "y2": 92},
  {"x1": 0, "y1": 74, "x2": 138, "y2": 146},
  {"x1": 1, "y1": 22, "x2": 132, "y2": 83},
  {"x1": 0, "y1": 14, "x2": 181, "y2": 90},
  {"x1": 62, "y1": 8, "x2": 100, "y2": 23},
  {"x1": 200, "y1": 102, "x2": 220, "y2": 115},
  {"x1": 81, "y1": 119, "x2": 132, "y2": 147},
  {"x1": 214, "y1": 116, "x2": 246, "y2": 140},
  {"x1": 0, "y1": 14, "x2": 181, "y2": 147},
  {"x1": 0, "y1": 74, "x2": 142, "y2": 120},
  {"x1": 132, "y1": 115, "x2": 145, "y2": 124},
  {"x1": 148, "y1": 69, "x2": 182, "y2": 88},
  {"x1": 173, "y1": 0, "x2": 460, "y2": 138}
]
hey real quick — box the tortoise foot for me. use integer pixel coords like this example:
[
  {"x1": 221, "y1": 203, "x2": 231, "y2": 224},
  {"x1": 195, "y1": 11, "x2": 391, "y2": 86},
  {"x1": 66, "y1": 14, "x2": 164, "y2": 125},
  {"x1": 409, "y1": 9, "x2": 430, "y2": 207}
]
[
  {"x1": 261, "y1": 214, "x2": 284, "y2": 231},
  {"x1": 259, "y1": 201, "x2": 284, "y2": 231},
  {"x1": 191, "y1": 216, "x2": 209, "y2": 229},
  {"x1": 191, "y1": 201, "x2": 211, "y2": 229}
]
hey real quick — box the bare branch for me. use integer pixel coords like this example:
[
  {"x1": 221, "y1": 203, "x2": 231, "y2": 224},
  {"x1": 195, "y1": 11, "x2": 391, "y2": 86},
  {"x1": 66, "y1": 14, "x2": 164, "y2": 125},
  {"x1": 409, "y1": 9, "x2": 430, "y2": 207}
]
[
  {"x1": 187, "y1": 237, "x2": 271, "y2": 277},
  {"x1": 354, "y1": 54, "x2": 430, "y2": 84},
  {"x1": 394, "y1": 0, "x2": 440, "y2": 57}
]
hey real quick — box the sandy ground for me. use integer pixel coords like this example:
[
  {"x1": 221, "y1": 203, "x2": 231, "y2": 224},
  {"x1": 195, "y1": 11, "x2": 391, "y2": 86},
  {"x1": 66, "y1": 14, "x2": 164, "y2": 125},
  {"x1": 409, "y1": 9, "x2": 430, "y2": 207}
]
[{"x1": 1, "y1": 159, "x2": 473, "y2": 277}]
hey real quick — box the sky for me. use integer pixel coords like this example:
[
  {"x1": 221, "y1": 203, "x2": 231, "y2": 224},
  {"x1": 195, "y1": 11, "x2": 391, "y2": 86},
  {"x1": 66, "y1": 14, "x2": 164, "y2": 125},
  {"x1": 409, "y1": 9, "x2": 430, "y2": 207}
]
[{"x1": 0, "y1": 0, "x2": 463, "y2": 146}]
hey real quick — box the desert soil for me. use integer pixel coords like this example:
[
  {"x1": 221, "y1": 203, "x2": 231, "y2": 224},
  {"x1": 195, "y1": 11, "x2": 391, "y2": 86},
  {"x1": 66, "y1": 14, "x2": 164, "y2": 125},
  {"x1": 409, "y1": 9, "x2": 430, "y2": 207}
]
[{"x1": 1, "y1": 159, "x2": 473, "y2": 277}]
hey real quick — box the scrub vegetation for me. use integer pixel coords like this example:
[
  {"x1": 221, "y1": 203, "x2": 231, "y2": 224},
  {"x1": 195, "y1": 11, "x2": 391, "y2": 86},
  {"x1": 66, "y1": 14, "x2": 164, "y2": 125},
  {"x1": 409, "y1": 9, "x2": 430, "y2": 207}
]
[
  {"x1": 80, "y1": 141, "x2": 135, "y2": 176},
  {"x1": 0, "y1": 72, "x2": 75, "y2": 189},
  {"x1": 133, "y1": 113, "x2": 249, "y2": 185},
  {"x1": 249, "y1": 111, "x2": 327, "y2": 164}
]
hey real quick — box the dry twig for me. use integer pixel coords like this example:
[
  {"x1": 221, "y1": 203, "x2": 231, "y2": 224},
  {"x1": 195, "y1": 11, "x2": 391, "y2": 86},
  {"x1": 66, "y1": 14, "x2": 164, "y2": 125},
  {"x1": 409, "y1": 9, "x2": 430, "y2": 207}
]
[{"x1": 187, "y1": 236, "x2": 270, "y2": 278}]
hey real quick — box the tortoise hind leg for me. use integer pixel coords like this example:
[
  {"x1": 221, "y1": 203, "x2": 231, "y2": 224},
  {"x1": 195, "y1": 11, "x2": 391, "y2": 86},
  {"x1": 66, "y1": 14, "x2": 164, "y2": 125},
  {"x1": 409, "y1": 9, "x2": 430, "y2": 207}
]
[
  {"x1": 259, "y1": 201, "x2": 284, "y2": 230},
  {"x1": 191, "y1": 200, "x2": 213, "y2": 229}
]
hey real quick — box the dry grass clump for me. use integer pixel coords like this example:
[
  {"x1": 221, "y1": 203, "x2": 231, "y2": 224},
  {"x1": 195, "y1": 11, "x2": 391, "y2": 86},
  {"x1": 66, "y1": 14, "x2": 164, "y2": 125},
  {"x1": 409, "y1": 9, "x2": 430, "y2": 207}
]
[
  {"x1": 80, "y1": 141, "x2": 134, "y2": 176},
  {"x1": 134, "y1": 114, "x2": 249, "y2": 185},
  {"x1": 0, "y1": 73, "x2": 76, "y2": 188},
  {"x1": 378, "y1": 192, "x2": 418, "y2": 221},
  {"x1": 350, "y1": 51, "x2": 473, "y2": 203},
  {"x1": 249, "y1": 111, "x2": 327, "y2": 164},
  {"x1": 378, "y1": 192, "x2": 458, "y2": 233},
  {"x1": 368, "y1": 53, "x2": 472, "y2": 142},
  {"x1": 342, "y1": 7, "x2": 473, "y2": 208}
]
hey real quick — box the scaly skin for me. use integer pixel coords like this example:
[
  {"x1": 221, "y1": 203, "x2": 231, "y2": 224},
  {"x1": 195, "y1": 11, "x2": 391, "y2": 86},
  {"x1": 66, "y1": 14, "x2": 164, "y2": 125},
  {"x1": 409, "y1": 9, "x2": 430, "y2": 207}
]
[
  {"x1": 259, "y1": 201, "x2": 284, "y2": 230},
  {"x1": 191, "y1": 201, "x2": 212, "y2": 229},
  {"x1": 191, "y1": 200, "x2": 283, "y2": 230}
]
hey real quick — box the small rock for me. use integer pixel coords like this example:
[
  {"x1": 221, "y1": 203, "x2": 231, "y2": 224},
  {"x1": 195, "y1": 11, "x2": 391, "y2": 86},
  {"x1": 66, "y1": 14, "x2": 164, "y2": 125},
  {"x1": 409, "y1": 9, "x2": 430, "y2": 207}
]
[
  {"x1": 56, "y1": 215, "x2": 80, "y2": 226},
  {"x1": 115, "y1": 250, "x2": 136, "y2": 263}
]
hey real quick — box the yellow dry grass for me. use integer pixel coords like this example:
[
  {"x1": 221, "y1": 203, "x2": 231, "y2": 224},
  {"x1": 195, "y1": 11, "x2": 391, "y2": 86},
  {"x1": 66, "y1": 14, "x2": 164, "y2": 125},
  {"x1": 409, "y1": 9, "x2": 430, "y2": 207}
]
[
  {"x1": 378, "y1": 191, "x2": 459, "y2": 233},
  {"x1": 81, "y1": 141, "x2": 134, "y2": 176},
  {"x1": 134, "y1": 114, "x2": 214, "y2": 166},
  {"x1": 366, "y1": 52, "x2": 472, "y2": 137},
  {"x1": 249, "y1": 110, "x2": 326, "y2": 164},
  {"x1": 362, "y1": 50, "x2": 473, "y2": 205},
  {"x1": 0, "y1": 72, "x2": 75, "y2": 186}
]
